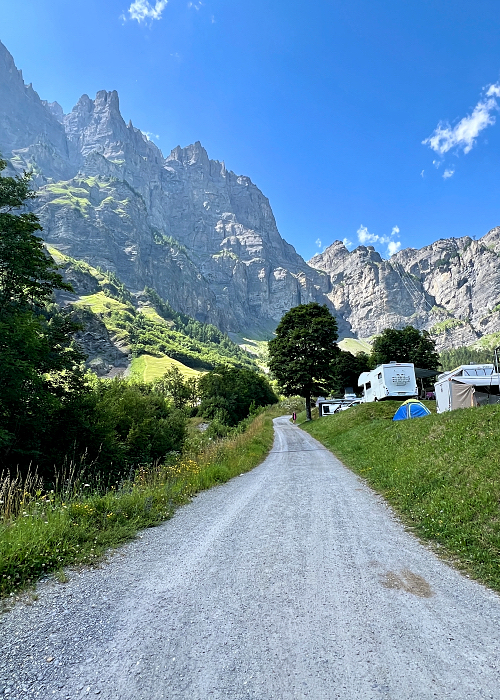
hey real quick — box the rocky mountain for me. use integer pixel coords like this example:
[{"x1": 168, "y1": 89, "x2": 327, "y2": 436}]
[
  {"x1": 0, "y1": 40, "x2": 333, "y2": 337},
  {"x1": 1, "y1": 38, "x2": 500, "y2": 351},
  {"x1": 309, "y1": 231, "x2": 500, "y2": 350}
]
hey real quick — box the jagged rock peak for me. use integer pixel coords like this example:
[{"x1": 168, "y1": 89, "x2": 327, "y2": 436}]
[
  {"x1": 0, "y1": 40, "x2": 69, "y2": 164},
  {"x1": 167, "y1": 141, "x2": 210, "y2": 166},
  {"x1": 41, "y1": 100, "x2": 65, "y2": 122}
]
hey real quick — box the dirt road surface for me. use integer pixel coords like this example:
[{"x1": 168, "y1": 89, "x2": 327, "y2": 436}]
[{"x1": 2, "y1": 416, "x2": 500, "y2": 699}]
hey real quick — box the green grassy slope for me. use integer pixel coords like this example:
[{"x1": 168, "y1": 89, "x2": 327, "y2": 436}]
[
  {"x1": 47, "y1": 246, "x2": 257, "y2": 373},
  {"x1": 302, "y1": 401, "x2": 500, "y2": 592}
]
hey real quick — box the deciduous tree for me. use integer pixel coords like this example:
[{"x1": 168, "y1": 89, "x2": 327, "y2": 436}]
[
  {"x1": 370, "y1": 326, "x2": 440, "y2": 370},
  {"x1": 268, "y1": 302, "x2": 339, "y2": 420}
]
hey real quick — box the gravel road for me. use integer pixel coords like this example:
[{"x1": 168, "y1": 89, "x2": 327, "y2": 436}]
[{"x1": 2, "y1": 416, "x2": 500, "y2": 699}]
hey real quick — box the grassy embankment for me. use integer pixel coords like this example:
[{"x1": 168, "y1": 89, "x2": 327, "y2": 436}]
[
  {"x1": 0, "y1": 404, "x2": 292, "y2": 600},
  {"x1": 302, "y1": 401, "x2": 500, "y2": 592}
]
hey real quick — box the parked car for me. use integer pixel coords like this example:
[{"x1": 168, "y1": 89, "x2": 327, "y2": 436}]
[{"x1": 335, "y1": 399, "x2": 363, "y2": 412}]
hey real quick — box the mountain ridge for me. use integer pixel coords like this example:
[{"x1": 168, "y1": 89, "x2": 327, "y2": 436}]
[{"x1": 1, "y1": 38, "x2": 499, "y2": 351}]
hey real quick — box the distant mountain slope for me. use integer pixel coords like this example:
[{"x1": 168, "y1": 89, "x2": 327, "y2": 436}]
[
  {"x1": 309, "y1": 231, "x2": 500, "y2": 350},
  {"x1": 47, "y1": 246, "x2": 256, "y2": 376}
]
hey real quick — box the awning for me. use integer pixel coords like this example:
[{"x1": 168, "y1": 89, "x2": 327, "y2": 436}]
[
  {"x1": 415, "y1": 367, "x2": 440, "y2": 379},
  {"x1": 451, "y1": 376, "x2": 500, "y2": 386}
]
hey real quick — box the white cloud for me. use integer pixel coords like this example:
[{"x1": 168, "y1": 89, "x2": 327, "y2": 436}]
[
  {"x1": 443, "y1": 168, "x2": 455, "y2": 179},
  {"x1": 127, "y1": 0, "x2": 168, "y2": 23},
  {"x1": 357, "y1": 225, "x2": 379, "y2": 246},
  {"x1": 423, "y1": 82, "x2": 500, "y2": 156},
  {"x1": 188, "y1": 1, "x2": 203, "y2": 8},
  {"x1": 487, "y1": 84, "x2": 500, "y2": 98},
  {"x1": 315, "y1": 238, "x2": 322, "y2": 249},
  {"x1": 433, "y1": 159, "x2": 441, "y2": 168},
  {"x1": 387, "y1": 241, "x2": 401, "y2": 256},
  {"x1": 357, "y1": 224, "x2": 401, "y2": 258},
  {"x1": 141, "y1": 130, "x2": 159, "y2": 141},
  {"x1": 420, "y1": 170, "x2": 425, "y2": 177},
  {"x1": 342, "y1": 237, "x2": 353, "y2": 249}
]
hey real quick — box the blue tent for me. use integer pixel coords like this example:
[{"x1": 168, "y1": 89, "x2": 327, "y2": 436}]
[{"x1": 392, "y1": 399, "x2": 431, "y2": 421}]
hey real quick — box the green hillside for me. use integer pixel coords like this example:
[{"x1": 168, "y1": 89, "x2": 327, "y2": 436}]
[{"x1": 47, "y1": 246, "x2": 257, "y2": 373}]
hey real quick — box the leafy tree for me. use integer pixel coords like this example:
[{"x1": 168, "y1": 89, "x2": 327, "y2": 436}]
[
  {"x1": 152, "y1": 366, "x2": 197, "y2": 410},
  {"x1": 268, "y1": 302, "x2": 339, "y2": 420},
  {"x1": 330, "y1": 350, "x2": 371, "y2": 395},
  {"x1": 370, "y1": 326, "x2": 440, "y2": 370},
  {"x1": 198, "y1": 366, "x2": 277, "y2": 425},
  {"x1": 0, "y1": 159, "x2": 85, "y2": 465}
]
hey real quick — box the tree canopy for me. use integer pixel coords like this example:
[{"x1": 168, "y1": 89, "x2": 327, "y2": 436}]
[
  {"x1": 370, "y1": 326, "x2": 440, "y2": 370},
  {"x1": 198, "y1": 365, "x2": 277, "y2": 428},
  {"x1": 0, "y1": 159, "x2": 85, "y2": 461},
  {"x1": 330, "y1": 350, "x2": 371, "y2": 395},
  {"x1": 268, "y1": 302, "x2": 339, "y2": 419}
]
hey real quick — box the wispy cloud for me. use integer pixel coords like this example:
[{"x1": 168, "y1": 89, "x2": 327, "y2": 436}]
[
  {"x1": 315, "y1": 238, "x2": 322, "y2": 249},
  {"x1": 420, "y1": 170, "x2": 425, "y2": 178},
  {"x1": 423, "y1": 82, "x2": 500, "y2": 156},
  {"x1": 357, "y1": 224, "x2": 401, "y2": 258},
  {"x1": 188, "y1": 1, "x2": 203, "y2": 9},
  {"x1": 141, "y1": 130, "x2": 159, "y2": 141},
  {"x1": 443, "y1": 168, "x2": 455, "y2": 179},
  {"x1": 387, "y1": 241, "x2": 401, "y2": 256},
  {"x1": 125, "y1": 0, "x2": 168, "y2": 23},
  {"x1": 342, "y1": 237, "x2": 353, "y2": 250}
]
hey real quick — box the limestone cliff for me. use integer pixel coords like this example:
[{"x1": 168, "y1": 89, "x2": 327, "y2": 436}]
[
  {"x1": 0, "y1": 40, "x2": 332, "y2": 335},
  {"x1": 309, "y1": 234, "x2": 500, "y2": 350},
  {"x1": 1, "y1": 38, "x2": 500, "y2": 349}
]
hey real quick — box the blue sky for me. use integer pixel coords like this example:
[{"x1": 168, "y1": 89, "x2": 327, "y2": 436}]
[{"x1": 3, "y1": 0, "x2": 500, "y2": 261}]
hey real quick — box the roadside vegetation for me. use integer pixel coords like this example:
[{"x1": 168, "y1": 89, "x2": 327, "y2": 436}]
[
  {"x1": 1, "y1": 403, "x2": 285, "y2": 600},
  {"x1": 302, "y1": 401, "x2": 500, "y2": 592}
]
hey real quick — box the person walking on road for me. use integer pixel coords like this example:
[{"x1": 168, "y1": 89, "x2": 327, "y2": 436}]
[{"x1": 292, "y1": 412, "x2": 296, "y2": 423}]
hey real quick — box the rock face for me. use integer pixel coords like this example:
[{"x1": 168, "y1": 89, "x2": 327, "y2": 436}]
[
  {"x1": 0, "y1": 40, "x2": 332, "y2": 335},
  {"x1": 309, "y1": 234, "x2": 500, "y2": 350},
  {"x1": 1, "y1": 38, "x2": 500, "y2": 348}
]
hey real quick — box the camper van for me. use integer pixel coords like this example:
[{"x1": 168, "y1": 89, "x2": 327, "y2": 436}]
[
  {"x1": 358, "y1": 362, "x2": 418, "y2": 402},
  {"x1": 434, "y1": 364, "x2": 500, "y2": 413}
]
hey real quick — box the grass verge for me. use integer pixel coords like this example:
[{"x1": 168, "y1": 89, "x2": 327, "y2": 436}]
[
  {"x1": 1, "y1": 406, "x2": 283, "y2": 600},
  {"x1": 302, "y1": 401, "x2": 500, "y2": 592}
]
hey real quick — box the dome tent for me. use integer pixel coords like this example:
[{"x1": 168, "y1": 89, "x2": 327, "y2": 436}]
[{"x1": 392, "y1": 399, "x2": 431, "y2": 421}]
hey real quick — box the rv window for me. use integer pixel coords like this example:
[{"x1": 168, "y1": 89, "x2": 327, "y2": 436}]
[
  {"x1": 365, "y1": 382, "x2": 371, "y2": 390},
  {"x1": 323, "y1": 405, "x2": 330, "y2": 414},
  {"x1": 377, "y1": 373, "x2": 382, "y2": 380}
]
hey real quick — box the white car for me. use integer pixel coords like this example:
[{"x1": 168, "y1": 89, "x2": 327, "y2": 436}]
[{"x1": 336, "y1": 399, "x2": 363, "y2": 412}]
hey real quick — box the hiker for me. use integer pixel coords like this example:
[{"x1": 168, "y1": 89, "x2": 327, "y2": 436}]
[{"x1": 292, "y1": 412, "x2": 296, "y2": 423}]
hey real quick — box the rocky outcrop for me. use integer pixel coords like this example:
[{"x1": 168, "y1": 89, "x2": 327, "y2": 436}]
[
  {"x1": 0, "y1": 40, "x2": 333, "y2": 335},
  {"x1": 309, "y1": 234, "x2": 500, "y2": 350}
]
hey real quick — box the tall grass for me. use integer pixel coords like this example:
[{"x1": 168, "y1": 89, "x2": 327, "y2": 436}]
[
  {"x1": 303, "y1": 402, "x2": 500, "y2": 592},
  {"x1": 1, "y1": 407, "x2": 281, "y2": 599}
]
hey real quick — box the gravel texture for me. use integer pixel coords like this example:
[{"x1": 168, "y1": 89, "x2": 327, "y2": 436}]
[{"x1": 2, "y1": 416, "x2": 500, "y2": 699}]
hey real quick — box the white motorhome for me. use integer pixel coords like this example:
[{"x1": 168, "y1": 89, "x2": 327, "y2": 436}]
[
  {"x1": 358, "y1": 362, "x2": 418, "y2": 402},
  {"x1": 434, "y1": 364, "x2": 500, "y2": 413}
]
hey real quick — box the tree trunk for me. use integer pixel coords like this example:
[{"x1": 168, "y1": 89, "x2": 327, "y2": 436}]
[{"x1": 305, "y1": 394, "x2": 312, "y2": 421}]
